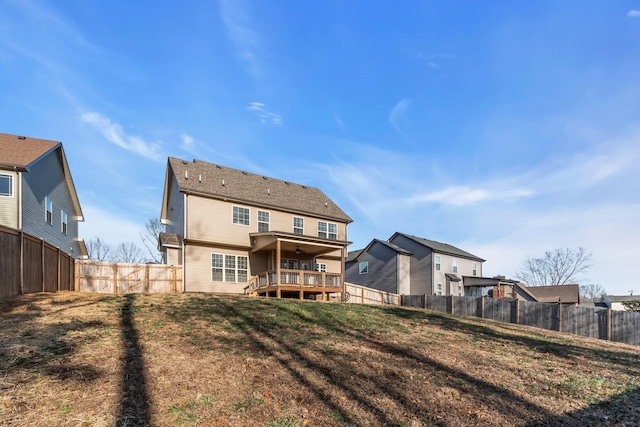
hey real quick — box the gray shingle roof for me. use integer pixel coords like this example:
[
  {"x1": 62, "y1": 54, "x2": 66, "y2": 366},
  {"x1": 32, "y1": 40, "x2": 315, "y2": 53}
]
[
  {"x1": 346, "y1": 239, "x2": 412, "y2": 263},
  {"x1": 167, "y1": 157, "x2": 352, "y2": 223},
  {"x1": 392, "y1": 232, "x2": 485, "y2": 262},
  {"x1": 525, "y1": 284, "x2": 580, "y2": 304},
  {"x1": 603, "y1": 295, "x2": 640, "y2": 302}
]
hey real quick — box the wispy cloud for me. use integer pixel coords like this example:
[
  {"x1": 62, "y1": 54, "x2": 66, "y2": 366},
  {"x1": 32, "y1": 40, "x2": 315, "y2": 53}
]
[
  {"x1": 80, "y1": 111, "x2": 164, "y2": 161},
  {"x1": 627, "y1": 10, "x2": 640, "y2": 17},
  {"x1": 247, "y1": 102, "x2": 283, "y2": 125},
  {"x1": 219, "y1": 0, "x2": 261, "y2": 76},
  {"x1": 180, "y1": 133, "x2": 195, "y2": 150},
  {"x1": 410, "y1": 186, "x2": 534, "y2": 206},
  {"x1": 389, "y1": 98, "x2": 412, "y2": 138}
]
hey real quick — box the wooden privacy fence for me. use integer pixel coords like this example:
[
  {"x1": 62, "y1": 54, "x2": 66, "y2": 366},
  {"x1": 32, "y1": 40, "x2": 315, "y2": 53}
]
[
  {"x1": 412, "y1": 294, "x2": 639, "y2": 346},
  {"x1": 345, "y1": 283, "x2": 401, "y2": 305},
  {"x1": 76, "y1": 261, "x2": 183, "y2": 294},
  {"x1": 0, "y1": 225, "x2": 75, "y2": 298}
]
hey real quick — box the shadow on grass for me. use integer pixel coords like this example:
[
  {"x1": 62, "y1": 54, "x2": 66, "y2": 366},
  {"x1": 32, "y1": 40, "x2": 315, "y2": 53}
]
[
  {"x1": 167, "y1": 297, "x2": 556, "y2": 425},
  {"x1": 0, "y1": 294, "x2": 106, "y2": 386},
  {"x1": 116, "y1": 294, "x2": 151, "y2": 427}
]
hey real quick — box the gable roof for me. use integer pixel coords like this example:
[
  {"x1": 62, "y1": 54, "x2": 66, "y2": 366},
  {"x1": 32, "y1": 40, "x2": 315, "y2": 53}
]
[
  {"x1": 525, "y1": 284, "x2": 580, "y2": 304},
  {"x1": 603, "y1": 295, "x2": 640, "y2": 303},
  {"x1": 390, "y1": 232, "x2": 485, "y2": 262},
  {"x1": 0, "y1": 133, "x2": 83, "y2": 219},
  {"x1": 347, "y1": 238, "x2": 412, "y2": 263},
  {"x1": 0, "y1": 133, "x2": 59, "y2": 171},
  {"x1": 162, "y1": 157, "x2": 352, "y2": 223}
]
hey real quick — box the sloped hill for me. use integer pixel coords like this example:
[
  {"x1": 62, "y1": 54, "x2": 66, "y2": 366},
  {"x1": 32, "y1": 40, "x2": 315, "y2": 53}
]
[{"x1": 1, "y1": 293, "x2": 638, "y2": 426}]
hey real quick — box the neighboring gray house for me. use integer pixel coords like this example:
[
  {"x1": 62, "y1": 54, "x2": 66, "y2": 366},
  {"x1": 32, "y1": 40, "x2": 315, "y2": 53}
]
[
  {"x1": 601, "y1": 295, "x2": 639, "y2": 311},
  {"x1": 0, "y1": 132, "x2": 87, "y2": 258},
  {"x1": 345, "y1": 239, "x2": 411, "y2": 294},
  {"x1": 346, "y1": 232, "x2": 485, "y2": 296}
]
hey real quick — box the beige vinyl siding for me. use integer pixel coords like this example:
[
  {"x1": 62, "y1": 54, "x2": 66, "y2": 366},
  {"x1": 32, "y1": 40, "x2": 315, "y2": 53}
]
[
  {"x1": 185, "y1": 245, "x2": 249, "y2": 294},
  {"x1": 434, "y1": 253, "x2": 480, "y2": 295},
  {"x1": 21, "y1": 150, "x2": 82, "y2": 257},
  {"x1": 187, "y1": 195, "x2": 348, "y2": 243},
  {"x1": 165, "y1": 174, "x2": 184, "y2": 236},
  {"x1": 0, "y1": 170, "x2": 18, "y2": 229},
  {"x1": 397, "y1": 254, "x2": 411, "y2": 295},
  {"x1": 314, "y1": 258, "x2": 341, "y2": 274}
]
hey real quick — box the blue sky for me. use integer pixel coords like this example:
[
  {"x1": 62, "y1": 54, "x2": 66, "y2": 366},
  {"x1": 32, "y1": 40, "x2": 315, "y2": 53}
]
[{"x1": 2, "y1": 1, "x2": 640, "y2": 295}]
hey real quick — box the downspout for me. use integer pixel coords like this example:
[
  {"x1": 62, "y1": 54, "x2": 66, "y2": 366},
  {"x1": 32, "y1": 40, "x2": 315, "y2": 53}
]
[
  {"x1": 18, "y1": 169, "x2": 23, "y2": 294},
  {"x1": 182, "y1": 192, "x2": 188, "y2": 293}
]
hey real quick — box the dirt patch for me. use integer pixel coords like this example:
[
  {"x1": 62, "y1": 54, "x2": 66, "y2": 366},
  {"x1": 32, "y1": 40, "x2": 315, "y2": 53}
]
[{"x1": 1, "y1": 293, "x2": 639, "y2": 426}]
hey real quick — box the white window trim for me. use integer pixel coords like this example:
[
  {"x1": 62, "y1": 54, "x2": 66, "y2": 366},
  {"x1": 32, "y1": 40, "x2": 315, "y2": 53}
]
[
  {"x1": 452, "y1": 259, "x2": 458, "y2": 274},
  {"x1": 458, "y1": 285, "x2": 463, "y2": 296},
  {"x1": 232, "y1": 205, "x2": 250, "y2": 226},
  {"x1": 211, "y1": 253, "x2": 248, "y2": 283},
  {"x1": 257, "y1": 210, "x2": 269, "y2": 232},
  {"x1": 436, "y1": 283, "x2": 443, "y2": 296},
  {"x1": 293, "y1": 217, "x2": 304, "y2": 235},
  {"x1": 45, "y1": 197, "x2": 53, "y2": 225},
  {"x1": 61, "y1": 210, "x2": 68, "y2": 235},
  {"x1": 315, "y1": 263, "x2": 327, "y2": 272},
  {"x1": 317, "y1": 221, "x2": 337, "y2": 240},
  {"x1": 0, "y1": 173, "x2": 13, "y2": 197},
  {"x1": 435, "y1": 255, "x2": 441, "y2": 271},
  {"x1": 472, "y1": 262, "x2": 477, "y2": 276},
  {"x1": 359, "y1": 261, "x2": 368, "y2": 274}
]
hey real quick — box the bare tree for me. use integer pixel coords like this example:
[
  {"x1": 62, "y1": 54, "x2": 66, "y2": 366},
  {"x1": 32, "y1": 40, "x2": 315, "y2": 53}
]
[
  {"x1": 515, "y1": 247, "x2": 592, "y2": 286},
  {"x1": 110, "y1": 242, "x2": 146, "y2": 264},
  {"x1": 621, "y1": 300, "x2": 640, "y2": 312},
  {"x1": 85, "y1": 237, "x2": 112, "y2": 261},
  {"x1": 579, "y1": 283, "x2": 606, "y2": 302},
  {"x1": 139, "y1": 218, "x2": 164, "y2": 263}
]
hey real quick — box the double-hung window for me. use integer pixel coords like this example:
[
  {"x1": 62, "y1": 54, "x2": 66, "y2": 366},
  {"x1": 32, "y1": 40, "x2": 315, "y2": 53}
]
[
  {"x1": 0, "y1": 174, "x2": 12, "y2": 197},
  {"x1": 452, "y1": 259, "x2": 458, "y2": 274},
  {"x1": 293, "y1": 217, "x2": 304, "y2": 235},
  {"x1": 472, "y1": 262, "x2": 477, "y2": 276},
  {"x1": 436, "y1": 283, "x2": 443, "y2": 296},
  {"x1": 359, "y1": 262, "x2": 368, "y2": 274},
  {"x1": 232, "y1": 206, "x2": 250, "y2": 226},
  {"x1": 257, "y1": 210, "x2": 269, "y2": 232},
  {"x1": 61, "y1": 210, "x2": 68, "y2": 235},
  {"x1": 318, "y1": 221, "x2": 337, "y2": 239},
  {"x1": 458, "y1": 285, "x2": 463, "y2": 296},
  {"x1": 212, "y1": 254, "x2": 248, "y2": 282},
  {"x1": 435, "y1": 255, "x2": 441, "y2": 271},
  {"x1": 45, "y1": 197, "x2": 53, "y2": 225}
]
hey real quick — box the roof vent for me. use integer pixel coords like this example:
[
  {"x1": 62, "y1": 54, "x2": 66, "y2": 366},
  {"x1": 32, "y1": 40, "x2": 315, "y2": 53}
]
[
  {"x1": 17, "y1": 136, "x2": 26, "y2": 140},
  {"x1": 301, "y1": 185, "x2": 307, "y2": 189},
  {"x1": 185, "y1": 170, "x2": 188, "y2": 179},
  {"x1": 222, "y1": 179, "x2": 225, "y2": 186},
  {"x1": 285, "y1": 181, "x2": 290, "y2": 185},
  {"x1": 242, "y1": 171, "x2": 248, "y2": 175},
  {"x1": 263, "y1": 176, "x2": 268, "y2": 180},
  {"x1": 198, "y1": 174, "x2": 202, "y2": 183},
  {"x1": 325, "y1": 202, "x2": 328, "y2": 207},
  {"x1": 182, "y1": 160, "x2": 188, "y2": 165},
  {"x1": 216, "y1": 165, "x2": 222, "y2": 169},
  {"x1": 267, "y1": 189, "x2": 271, "y2": 195}
]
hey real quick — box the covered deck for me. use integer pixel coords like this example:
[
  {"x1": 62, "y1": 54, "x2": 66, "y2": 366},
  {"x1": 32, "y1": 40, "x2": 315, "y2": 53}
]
[{"x1": 244, "y1": 231, "x2": 349, "y2": 300}]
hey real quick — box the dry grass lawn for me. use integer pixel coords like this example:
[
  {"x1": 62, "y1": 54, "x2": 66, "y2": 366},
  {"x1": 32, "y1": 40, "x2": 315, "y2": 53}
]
[{"x1": 0, "y1": 292, "x2": 639, "y2": 426}]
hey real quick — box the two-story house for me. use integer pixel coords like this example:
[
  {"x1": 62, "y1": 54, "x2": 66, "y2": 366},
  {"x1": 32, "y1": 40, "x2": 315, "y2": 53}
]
[
  {"x1": 0, "y1": 132, "x2": 87, "y2": 258},
  {"x1": 159, "y1": 157, "x2": 352, "y2": 298},
  {"x1": 345, "y1": 232, "x2": 484, "y2": 296}
]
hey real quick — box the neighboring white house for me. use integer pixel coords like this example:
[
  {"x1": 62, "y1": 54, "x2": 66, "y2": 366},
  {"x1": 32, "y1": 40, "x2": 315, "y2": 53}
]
[{"x1": 601, "y1": 295, "x2": 638, "y2": 311}]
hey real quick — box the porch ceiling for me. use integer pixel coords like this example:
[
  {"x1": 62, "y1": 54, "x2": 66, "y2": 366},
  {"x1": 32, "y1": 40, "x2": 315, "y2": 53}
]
[{"x1": 250, "y1": 232, "x2": 348, "y2": 256}]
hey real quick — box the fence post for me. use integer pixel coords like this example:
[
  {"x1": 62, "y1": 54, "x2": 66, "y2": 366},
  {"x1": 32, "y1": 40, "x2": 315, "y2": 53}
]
[
  {"x1": 57, "y1": 248, "x2": 61, "y2": 292},
  {"x1": 607, "y1": 309, "x2": 612, "y2": 341},
  {"x1": 145, "y1": 264, "x2": 150, "y2": 293},
  {"x1": 515, "y1": 299, "x2": 520, "y2": 324},
  {"x1": 74, "y1": 260, "x2": 79, "y2": 291},
  {"x1": 113, "y1": 263, "x2": 118, "y2": 294},
  {"x1": 41, "y1": 238, "x2": 45, "y2": 292},
  {"x1": 480, "y1": 296, "x2": 485, "y2": 319},
  {"x1": 449, "y1": 295, "x2": 454, "y2": 314},
  {"x1": 558, "y1": 303, "x2": 563, "y2": 332}
]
